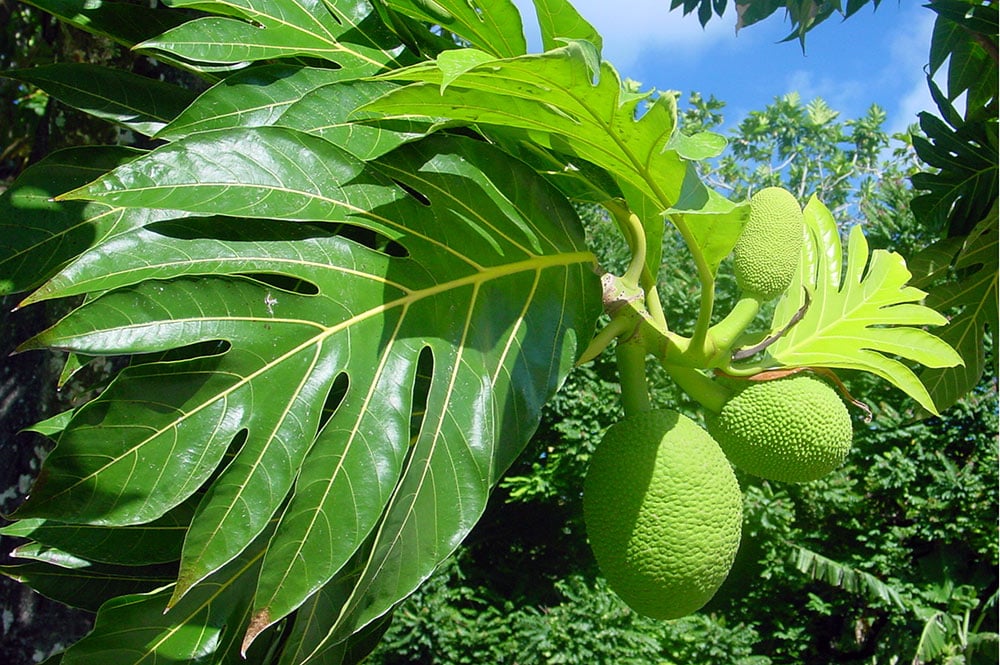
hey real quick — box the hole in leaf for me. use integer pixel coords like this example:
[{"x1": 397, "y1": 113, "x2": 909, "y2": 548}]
[
  {"x1": 409, "y1": 347, "x2": 434, "y2": 445},
  {"x1": 317, "y1": 372, "x2": 350, "y2": 433},
  {"x1": 391, "y1": 178, "x2": 431, "y2": 207},
  {"x1": 226, "y1": 428, "x2": 249, "y2": 459},
  {"x1": 148, "y1": 218, "x2": 339, "y2": 242},
  {"x1": 132, "y1": 340, "x2": 233, "y2": 365},
  {"x1": 149, "y1": 217, "x2": 410, "y2": 258},
  {"x1": 381, "y1": 238, "x2": 409, "y2": 258},
  {"x1": 201, "y1": 428, "x2": 250, "y2": 489},
  {"x1": 331, "y1": 224, "x2": 409, "y2": 258}
]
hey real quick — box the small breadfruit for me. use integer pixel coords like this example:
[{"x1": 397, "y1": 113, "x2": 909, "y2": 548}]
[
  {"x1": 706, "y1": 374, "x2": 853, "y2": 483},
  {"x1": 733, "y1": 186, "x2": 804, "y2": 300},
  {"x1": 583, "y1": 410, "x2": 743, "y2": 620}
]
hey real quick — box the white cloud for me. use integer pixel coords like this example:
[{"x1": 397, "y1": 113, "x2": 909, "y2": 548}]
[
  {"x1": 889, "y1": 6, "x2": 934, "y2": 72},
  {"x1": 513, "y1": 0, "x2": 736, "y2": 71},
  {"x1": 892, "y1": 76, "x2": 934, "y2": 134}
]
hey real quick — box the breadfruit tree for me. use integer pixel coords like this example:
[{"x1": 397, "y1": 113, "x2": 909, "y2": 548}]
[{"x1": 0, "y1": 0, "x2": 978, "y2": 663}]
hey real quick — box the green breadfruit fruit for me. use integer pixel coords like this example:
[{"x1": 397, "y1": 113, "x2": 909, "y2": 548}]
[
  {"x1": 733, "y1": 186, "x2": 804, "y2": 300},
  {"x1": 706, "y1": 374, "x2": 853, "y2": 483},
  {"x1": 583, "y1": 410, "x2": 743, "y2": 620}
]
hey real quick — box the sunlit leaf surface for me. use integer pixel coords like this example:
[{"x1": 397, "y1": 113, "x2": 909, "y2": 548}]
[
  {"x1": 767, "y1": 196, "x2": 962, "y2": 414},
  {"x1": 15, "y1": 131, "x2": 601, "y2": 653}
]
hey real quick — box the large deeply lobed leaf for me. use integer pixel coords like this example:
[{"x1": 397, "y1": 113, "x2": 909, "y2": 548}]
[
  {"x1": 3, "y1": 1, "x2": 975, "y2": 662},
  {"x1": 14, "y1": 130, "x2": 602, "y2": 655}
]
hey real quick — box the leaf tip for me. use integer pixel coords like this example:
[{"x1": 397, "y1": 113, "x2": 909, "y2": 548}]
[
  {"x1": 167, "y1": 573, "x2": 198, "y2": 611},
  {"x1": 52, "y1": 188, "x2": 86, "y2": 203},
  {"x1": 241, "y1": 608, "x2": 273, "y2": 656}
]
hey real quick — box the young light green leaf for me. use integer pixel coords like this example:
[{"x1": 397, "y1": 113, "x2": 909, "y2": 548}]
[
  {"x1": 767, "y1": 196, "x2": 962, "y2": 414},
  {"x1": 665, "y1": 164, "x2": 749, "y2": 276},
  {"x1": 383, "y1": 0, "x2": 527, "y2": 57},
  {"x1": 530, "y1": 0, "x2": 603, "y2": 53},
  {"x1": 770, "y1": 190, "x2": 842, "y2": 327},
  {"x1": 366, "y1": 42, "x2": 689, "y2": 209},
  {"x1": 667, "y1": 129, "x2": 728, "y2": 161},
  {"x1": 364, "y1": 41, "x2": 721, "y2": 282},
  {"x1": 3, "y1": 64, "x2": 197, "y2": 136}
]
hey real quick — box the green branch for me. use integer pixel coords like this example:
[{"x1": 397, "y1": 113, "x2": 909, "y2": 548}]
[{"x1": 706, "y1": 295, "x2": 761, "y2": 362}]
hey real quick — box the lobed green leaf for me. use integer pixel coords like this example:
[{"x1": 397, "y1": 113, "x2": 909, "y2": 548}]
[
  {"x1": 0, "y1": 147, "x2": 183, "y2": 298},
  {"x1": 0, "y1": 559, "x2": 177, "y2": 613},
  {"x1": 57, "y1": 525, "x2": 275, "y2": 665},
  {"x1": 919, "y1": 209, "x2": 998, "y2": 411},
  {"x1": 382, "y1": 0, "x2": 527, "y2": 57},
  {"x1": 767, "y1": 196, "x2": 962, "y2": 414},
  {"x1": 365, "y1": 40, "x2": 735, "y2": 280},
  {"x1": 155, "y1": 64, "x2": 429, "y2": 160},
  {"x1": 138, "y1": 0, "x2": 409, "y2": 74},
  {"x1": 530, "y1": 0, "x2": 603, "y2": 53},
  {"x1": 21, "y1": 0, "x2": 189, "y2": 47},
  {"x1": 16, "y1": 131, "x2": 601, "y2": 653},
  {"x1": 1, "y1": 498, "x2": 194, "y2": 566}
]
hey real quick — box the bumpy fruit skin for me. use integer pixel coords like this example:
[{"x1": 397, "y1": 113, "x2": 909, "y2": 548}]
[
  {"x1": 706, "y1": 374, "x2": 853, "y2": 483},
  {"x1": 733, "y1": 187, "x2": 804, "y2": 300},
  {"x1": 584, "y1": 410, "x2": 742, "y2": 620}
]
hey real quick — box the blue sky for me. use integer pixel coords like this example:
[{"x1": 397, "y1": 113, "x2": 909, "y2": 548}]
[{"x1": 514, "y1": 1, "x2": 936, "y2": 136}]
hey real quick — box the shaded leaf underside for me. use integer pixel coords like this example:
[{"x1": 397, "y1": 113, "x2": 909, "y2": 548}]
[
  {"x1": 919, "y1": 209, "x2": 998, "y2": 411},
  {"x1": 365, "y1": 41, "x2": 744, "y2": 282}
]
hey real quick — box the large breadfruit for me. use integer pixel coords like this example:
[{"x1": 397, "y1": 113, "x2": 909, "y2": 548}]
[{"x1": 584, "y1": 410, "x2": 743, "y2": 620}]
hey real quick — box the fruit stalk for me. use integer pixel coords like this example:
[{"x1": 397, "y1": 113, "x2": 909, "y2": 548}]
[
  {"x1": 707, "y1": 295, "x2": 762, "y2": 360},
  {"x1": 616, "y1": 336, "x2": 652, "y2": 416}
]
